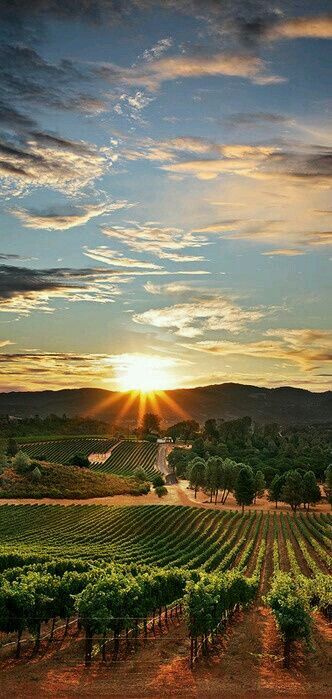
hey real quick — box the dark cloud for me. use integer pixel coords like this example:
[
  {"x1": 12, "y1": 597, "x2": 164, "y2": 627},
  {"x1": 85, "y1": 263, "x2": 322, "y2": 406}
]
[
  {"x1": 0, "y1": 264, "x2": 129, "y2": 314},
  {"x1": 224, "y1": 112, "x2": 292, "y2": 128},
  {"x1": 0, "y1": 128, "x2": 112, "y2": 191},
  {"x1": 0, "y1": 253, "x2": 36, "y2": 261}
]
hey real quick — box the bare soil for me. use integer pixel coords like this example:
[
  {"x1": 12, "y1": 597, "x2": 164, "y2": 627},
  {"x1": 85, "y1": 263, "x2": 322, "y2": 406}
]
[
  {"x1": 0, "y1": 606, "x2": 331, "y2": 698},
  {"x1": 0, "y1": 480, "x2": 330, "y2": 513}
]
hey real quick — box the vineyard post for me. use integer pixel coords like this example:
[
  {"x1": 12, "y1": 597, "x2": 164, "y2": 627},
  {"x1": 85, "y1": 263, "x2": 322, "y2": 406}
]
[
  {"x1": 16, "y1": 630, "x2": 22, "y2": 659},
  {"x1": 50, "y1": 616, "x2": 56, "y2": 641},
  {"x1": 85, "y1": 627, "x2": 93, "y2": 666}
]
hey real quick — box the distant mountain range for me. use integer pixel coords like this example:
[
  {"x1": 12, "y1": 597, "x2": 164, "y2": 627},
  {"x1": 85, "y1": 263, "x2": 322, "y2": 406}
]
[{"x1": 0, "y1": 383, "x2": 331, "y2": 426}]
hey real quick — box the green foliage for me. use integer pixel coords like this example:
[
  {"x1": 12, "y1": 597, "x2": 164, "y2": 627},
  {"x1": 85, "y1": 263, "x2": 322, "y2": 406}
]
[
  {"x1": 13, "y1": 450, "x2": 31, "y2": 474},
  {"x1": 234, "y1": 465, "x2": 255, "y2": 512},
  {"x1": 324, "y1": 464, "x2": 332, "y2": 505},
  {"x1": 166, "y1": 420, "x2": 199, "y2": 443},
  {"x1": 188, "y1": 457, "x2": 205, "y2": 497},
  {"x1": 281, "y1": 470, "x2": 303, "y2": 511},
  {"x1": 152, "y1": 473, "x2": 165, "y2": 488},
  {"x1": 155, "y1": 485, "x2": 168, "y2": 498},
  {"x1": 185, "y1": 570, "x2": 258, "y2": 639},
  {"x1": 141, "y1": 412, "x2": 160, "y2": 435},
  {"x1": 6, "y1": 438, "x2": 19, "y2": 457},
  {"x1": 0, "y1": 461, "x2": 150, "y2": 499},
  {"x1": 254, "y1": 470, "x2": 266, "y2": 501},
  {"x1": 68, "y1": 454, "x2": 90, "y2": 468},
  {"x1": 268, "y1": 474, "x2": 285, "y2": 507},
  {"x1": 134, "y1": 467, "x2": 148, "y2": 482},
  {"x1": 266, "y1": 572, "x2": 312, "y2": 666},
  {"x1": 302, "y1": 471, "x2": 321, "y2": 509},
  {"x1": 0, "y1": 451, "x2": 7, "y2": 473}
]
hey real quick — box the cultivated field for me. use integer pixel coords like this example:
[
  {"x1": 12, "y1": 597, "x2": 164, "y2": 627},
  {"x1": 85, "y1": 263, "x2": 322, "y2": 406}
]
[
  {"x1": 89, "y1": 440, "x2": 158, "y2": 478},
  {"x1": 21, "y1": 438, "x2": 159, "y2": 479},
  {"x1": 0, "y1": 503, "x2": 331, "y2": 696}
]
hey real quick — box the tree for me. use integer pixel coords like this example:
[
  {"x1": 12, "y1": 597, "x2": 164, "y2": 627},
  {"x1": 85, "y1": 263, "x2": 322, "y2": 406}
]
[
  {"x1": 0, "y1": 451, "x2": 7, "y2": 473},
  {"x1": 204, "y1": 456, "x2": 223, "y2": 503},
  {"x1": 302, "y1": 471, "x2": 321, "y2": 510},
  {"x1": 6, "y1": 438, "x2": 18, "y2": 457},
  {"x1": 134, "y1": 467, "x2": 148, "y2": 482},
  {"x1": 281, "y1": 470, "x2": 303, "y2": 511},
  {"x1": 254, "y1": 470, "x2": 266, "y2": 503},
  {"x1": 166, "y1": 420, "x2": 199, "y2": 443},
  {"x1": 324, "y1": 464, "x2": 332, "y2": 508},
  {"x1": 219, "y1": 458, "x2": 239, "y2": 504},
  {"x1": 268, "y1": 474, "x2": 285, "y2": 508},
  {"x1": 203, "y1": 419, "x2": 219, "y2": 442},
  {"x1": 188, "y1": 457, "x2": 206, "y2": 498},
  {"x1": 12, "y1": 450, "x2": 31, "y2": 474},
  {"x1": 155, "y1": 485, "x2": 168, "y2": 498},
  {"x1": 31, "y1": 466, "x2": 42, "y2": 482},
  {"x1": 152, "y1": 473, "x2": 165, "y2": 488},
  {"x1": 68, "y1": 454, "x2": 90, "y2": 468},
  {"x1": 141, "y1": 413, "x2": 160, "y2": 435},
  {"x1": 234, "y1": 465, "x2": 255, "y2": 514}
]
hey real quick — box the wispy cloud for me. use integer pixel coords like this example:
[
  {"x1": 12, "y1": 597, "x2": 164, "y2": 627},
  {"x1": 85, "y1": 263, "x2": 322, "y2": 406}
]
[
  {"x1": 187, "y1": 329, "x2": 332, "y2": 370},
  {"x1": 83, "y1": 247, "x2": 163, "y2": 269},
  {"x1": 12, "y1": 200, "x2": 129, "y2": 230},
  {"x1": 133, "y1": 294, "x2": 264, "y2": 337},
  {"x1": 264, "y1": 15, "x2": 332, "y2": 41},
  {"x1": 98, "y1": 51, "x2": 284, "y2": 90},
  {"x1": 102, "y1": 221, "x2": 209, "y2": 261}
]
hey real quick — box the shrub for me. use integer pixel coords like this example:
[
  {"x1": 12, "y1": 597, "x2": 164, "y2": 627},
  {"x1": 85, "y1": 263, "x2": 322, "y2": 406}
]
[
  {"x1": 152, "y1": 474, "x2": 165, "y2": 488},
  {"x1": 155, "y1": 485, "x2": 168, "y2": 498},
  {"x1": 134, "y1": 467, "x2": 148, "y2": 482},
  {"x1": 31, "y1": 466, "x2": 42, "y2": 482},
  {"x1": 13, "y1": 451, "x2": 31, "y2": 474},
  {"x1": 68, "y1": 454, "x2": 90, "y2": 468}
]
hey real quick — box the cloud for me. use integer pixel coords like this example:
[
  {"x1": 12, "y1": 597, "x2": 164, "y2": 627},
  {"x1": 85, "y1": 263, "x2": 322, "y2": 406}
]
[
  {"x1": 0, "y1": 253, "x2": 37, "y2": 261},
  {"x1": 0, "y1": 43, "x2": 105, "y2": 114},
  {"x1": 12, "y1": 200, "x2": 129, "y2": 230},
  {"x1": 83, "y1": 247, "x2": 164, "y2": 269},
  {"x1": 264, "y1": 15, "x2": 332, "y2": 41},
  {"x1": 0, "y1": 349, "x2": 184, "y2": 391},
  {"x1": 98, "y1": 51, "x2": 284, "y2": 90},
  {"x1": 0, "y1": 264, "x2": 130, "y2": 316},
  {"x1": 0, "y1": 129, "x2": 114, "y2": 193},
  {"x1": 125, "y1": 135, "x2": 332, "y2": 187},
  {"x1": 224, "y1": 112, "x2": 293, "y2": 128},
  {"x1": 133, "y1": 294, "x2": 264, "y2": 337},
  {"x1": 102, "y1": 221, "x2": 209, "y2": 260},
  {"x1": 261, "y1": 249, "x2": 306, "y2": 257},
  {"x1": 143, "y1": 281, "x2": 195, "y2": 295},
  {"x1": 187, "y1": 329, "x2": 332, "y2": 370}
]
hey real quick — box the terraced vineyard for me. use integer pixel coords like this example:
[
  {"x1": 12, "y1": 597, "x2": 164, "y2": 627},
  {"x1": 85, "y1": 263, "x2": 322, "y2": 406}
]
[
  {"x1": 21, "y1": 437, "x2": 117, "y2": 464},
  {"x1": 89, "y1": 440, "x2": 158, "y2": 478}
]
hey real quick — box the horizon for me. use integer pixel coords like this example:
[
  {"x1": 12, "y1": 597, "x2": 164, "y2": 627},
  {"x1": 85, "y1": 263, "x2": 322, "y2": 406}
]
[{"x1": 0, "y1": 1, "x2": 331, "y2": 395}]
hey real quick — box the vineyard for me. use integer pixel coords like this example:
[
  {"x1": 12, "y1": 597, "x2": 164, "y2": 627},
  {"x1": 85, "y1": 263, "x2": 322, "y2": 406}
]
[
  {"x1": 89, "y1": 440, "x2": 158, "y2": 478},
  {"x1": 20, "y1": 438, "x2": 159, "y2": 479},
  {"x1": 0, "y1": 503, "x2": 331, "y2": 674}
]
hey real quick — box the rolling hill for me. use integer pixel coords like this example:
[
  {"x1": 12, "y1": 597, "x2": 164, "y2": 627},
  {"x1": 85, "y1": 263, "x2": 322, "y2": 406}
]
[{"x1": 0, "y1": 382, "x2": 331, "y2": 425}]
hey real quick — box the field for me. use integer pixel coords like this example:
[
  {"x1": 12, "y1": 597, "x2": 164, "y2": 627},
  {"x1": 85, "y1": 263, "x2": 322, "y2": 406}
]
[
  {"x1": 89, "y1": 440, "x2": 158, "y2": 478},
  {"x1": 20, "y1": 437, "x2": 159, "y2": 479},
  {"x1": 21, "y1": 438, "x2": 117, "y2": 463},
  {"x1": 0, "y1": 504, "x2": 331, "y2": 573},
  {"x1": 0, "y1": 503, "x2": 331, "y2": 697}
]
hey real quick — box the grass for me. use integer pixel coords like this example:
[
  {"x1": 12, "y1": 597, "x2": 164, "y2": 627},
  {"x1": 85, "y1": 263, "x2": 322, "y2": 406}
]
[{"x1": 0, "y1": 462, "x2": 150, "y2": 499}]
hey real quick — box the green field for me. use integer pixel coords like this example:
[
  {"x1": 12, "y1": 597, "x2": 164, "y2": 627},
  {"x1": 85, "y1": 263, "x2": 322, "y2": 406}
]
[
  {"x1": 20, "y1": 437, "x2": 159, "y2": 479},
  {"x1": 89, "y1": 440, "x2": 158, "y2": 478},
  {"x1": 0, "y1": 504, "x2": 330, "y2": 574}
]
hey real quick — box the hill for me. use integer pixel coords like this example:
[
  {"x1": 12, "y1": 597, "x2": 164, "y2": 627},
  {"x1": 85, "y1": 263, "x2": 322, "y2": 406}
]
[
  {"x1": 0, "y1": 462, "x2": 149, "y2": 499},
  {"x1": 0, "y1": 383, "x2": 331, "y2": 425}
]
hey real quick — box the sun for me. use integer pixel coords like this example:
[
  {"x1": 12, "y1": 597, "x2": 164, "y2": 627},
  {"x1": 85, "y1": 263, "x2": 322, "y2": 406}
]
[{"x1": 116, "y1": 355, "x2": 174, "y2": 393}]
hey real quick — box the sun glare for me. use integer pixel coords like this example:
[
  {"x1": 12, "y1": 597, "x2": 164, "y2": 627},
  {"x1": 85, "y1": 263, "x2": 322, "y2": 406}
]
[{"x1": 116, "y1": 355, "x2": 174, "y2": 393}]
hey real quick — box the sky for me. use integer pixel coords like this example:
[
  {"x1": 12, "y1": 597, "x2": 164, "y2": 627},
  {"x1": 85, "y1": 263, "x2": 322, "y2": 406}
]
[{"x1": 0, "y1": 0, "x2": 331, "y2": 393}]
